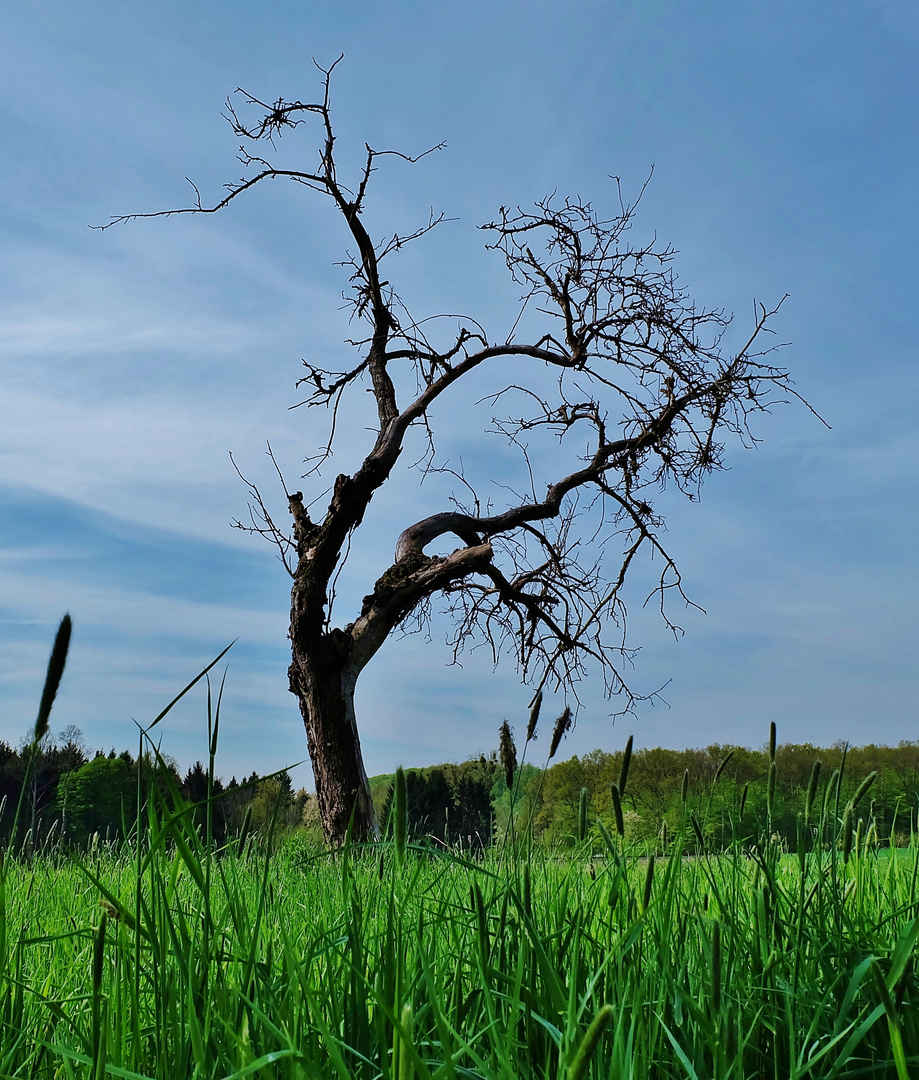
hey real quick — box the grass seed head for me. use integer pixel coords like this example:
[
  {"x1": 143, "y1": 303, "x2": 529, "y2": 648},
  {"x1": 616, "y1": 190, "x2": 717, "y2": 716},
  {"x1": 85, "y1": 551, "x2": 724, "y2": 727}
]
[
  {"x1": 526, "y1": 690, "x2": 543, "y2": 742},
  {"x1": 394, "y1": 766, "x2": 407, "y2": 868},
  {"x1": 713, "y1": 748, "x2": 734, "y2": 786},
  {"x1": 548, "y1": 707, "x2": 572, "y2": 760},
  {"x1": 823, "y1": 768, "x2": 840, "y2": 820},
  {"x1": 617, "y1": 735, "x2": 633, "y2": 796},
  {"x1": 34, "y1": 613, "x2": 72, "y2": 746},
  {"x1": 499, "y1": 721, "x2": 517, "y2": 789},
  {"x1": 568, "y1": 1004, "x2": 614, "y2": 1080},
  {"x1": 98, "y1": 899, "x2": 121, "y2": 921},
  {"x1": 852, "y1": 770, "x2": 878, "y2": 809},
  {"x1": 642, "y1": 854, "x2": 655, "y2": 911},
  {"x1": 610, "y1": 782, "x2": 625, "y2": 836},
  {"x1": 805, "y1": 760, "x2": 822, "y2": 822}
]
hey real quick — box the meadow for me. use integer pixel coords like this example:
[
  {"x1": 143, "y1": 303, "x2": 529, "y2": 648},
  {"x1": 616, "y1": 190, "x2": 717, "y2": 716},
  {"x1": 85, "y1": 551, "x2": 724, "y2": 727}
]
[
  {"x1": 1, "y1": 796, "x2": 918, "y2": 1079},
  {"x1": 3, "y1": 624, "x2": 917, "y2": 1078}
]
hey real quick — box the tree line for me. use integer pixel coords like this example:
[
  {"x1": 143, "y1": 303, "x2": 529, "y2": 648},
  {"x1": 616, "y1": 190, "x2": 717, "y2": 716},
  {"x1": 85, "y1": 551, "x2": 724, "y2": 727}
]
[
  {"x1": 0, "y1": 726, "x2": 306, "y2": 849},
  {"x1": 373, "y1": 757, "x2": 497, "y2": 853},
  {"x1": 499, "y1": 738, "x2": 919, "y2": 850},
  {"x1": 374, "y1": 736, "x2": 919, "y2": 853},
  {"x1": 4, "y1": 720, "x2": 917, "y2": 853}
]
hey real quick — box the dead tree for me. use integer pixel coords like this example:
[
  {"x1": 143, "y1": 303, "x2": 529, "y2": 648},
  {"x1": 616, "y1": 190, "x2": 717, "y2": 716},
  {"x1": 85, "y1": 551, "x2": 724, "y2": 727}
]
[{"x1": 100, "y1": 59, "x2": 810, "y2": 844}]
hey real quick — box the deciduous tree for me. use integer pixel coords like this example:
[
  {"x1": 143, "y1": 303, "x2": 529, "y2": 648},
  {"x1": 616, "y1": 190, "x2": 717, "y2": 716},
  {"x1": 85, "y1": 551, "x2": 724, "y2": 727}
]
[{"x1": 101, "y1": 60, "x2": 811, "y2": 843}]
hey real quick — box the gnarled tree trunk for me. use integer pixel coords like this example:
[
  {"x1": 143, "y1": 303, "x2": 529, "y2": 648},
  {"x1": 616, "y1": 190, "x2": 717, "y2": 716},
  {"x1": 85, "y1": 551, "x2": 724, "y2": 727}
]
[
  {"x1": 288, "y1": 633, "x2": 377, "y2": 843},
  {"x1": 287, "y1": 485, "x2": 495, "y2": 845}
]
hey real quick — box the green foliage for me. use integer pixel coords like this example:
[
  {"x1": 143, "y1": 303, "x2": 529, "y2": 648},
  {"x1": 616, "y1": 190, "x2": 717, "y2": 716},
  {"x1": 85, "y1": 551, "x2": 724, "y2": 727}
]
[
  {"x1": 8, "y1": 626, "x2": 919, "y2": 862},
  {"x1": 249, "y1": 774, "x2": 295, "y2": 832},
  {"x1": 57, "y1": 756, "x2": 136, "y2": 844},
  {"x1": 491, "y1": 762, "x2": 541, "y2": 841},
  {"x1": 526, "y1": 738, "x2": 919, "y2": 852},
  {"x1": 379, "y1": 759, "x2": 495, "y2": 850}
]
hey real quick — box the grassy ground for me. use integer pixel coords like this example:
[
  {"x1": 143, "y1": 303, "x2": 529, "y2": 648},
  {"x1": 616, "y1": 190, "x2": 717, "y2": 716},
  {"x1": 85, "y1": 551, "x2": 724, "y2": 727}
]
[
  {"x1": 1, "y1": 814, "x2": 918, "y2": 1079},
  {"x1": 3, "y1": 629, "x2": 916, "y2": 1078}
]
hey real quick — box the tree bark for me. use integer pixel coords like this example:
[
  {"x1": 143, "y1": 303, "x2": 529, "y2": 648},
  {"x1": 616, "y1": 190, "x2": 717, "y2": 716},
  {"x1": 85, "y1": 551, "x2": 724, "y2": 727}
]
[{"x1": 288, "y1": 631, "x2": 378, "y2": 844}]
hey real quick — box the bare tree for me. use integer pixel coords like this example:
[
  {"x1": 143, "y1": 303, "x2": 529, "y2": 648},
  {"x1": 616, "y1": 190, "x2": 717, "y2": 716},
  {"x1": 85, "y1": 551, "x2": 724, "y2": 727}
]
[{"x1": 100, "y1": 59, "x2": 813, "y2": 844}]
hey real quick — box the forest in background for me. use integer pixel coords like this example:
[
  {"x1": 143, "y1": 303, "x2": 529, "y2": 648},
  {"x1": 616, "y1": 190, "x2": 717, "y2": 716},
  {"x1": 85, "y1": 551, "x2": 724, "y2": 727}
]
[
  {"x1": 505, "y1": 739, "x2": 919, "y2": 849},
  {"x1": 370, "y1": 737, "x2": 919, "y2": 852},
  {"x1": 4, "y1": 722, "x2": 914, "y2": 852},
  {"x1": 0, "y1": 725, "x2": 305, "y2": 848}
]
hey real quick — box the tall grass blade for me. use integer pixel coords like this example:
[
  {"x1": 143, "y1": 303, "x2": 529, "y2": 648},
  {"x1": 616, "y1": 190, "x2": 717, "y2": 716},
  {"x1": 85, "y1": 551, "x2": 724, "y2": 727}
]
[
  {"x1": 767, "y1": 760, "x2": 777, "y2": 822},
  {"x1": 147, "y1": 640, "x2": 235, "y2": 730},
  {"x1": 394, "y1": 765, "x2": 407, "y2": 869},
  {"x1": 642, "y1": 854, "x2": 655, "y2": 912},
  {"x1": 871, "y1": 959, "x2": 910, "y2": 1080},
  {"x1": 91, "y1": 910, "x2": 106, "y2": 1080},
  {"x1": 842, "y1": 803, "x2": 855, "y2": 864}
]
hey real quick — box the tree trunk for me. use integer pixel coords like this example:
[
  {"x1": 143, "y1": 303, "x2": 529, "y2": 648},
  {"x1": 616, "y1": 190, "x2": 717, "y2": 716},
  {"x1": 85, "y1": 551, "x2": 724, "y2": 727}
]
[
  {"x1": 288, "y1": 632, "x2": 378, "y2": 845},
  {"x1": 284, "y1": 491, "x2": 492, "y2": 846}
]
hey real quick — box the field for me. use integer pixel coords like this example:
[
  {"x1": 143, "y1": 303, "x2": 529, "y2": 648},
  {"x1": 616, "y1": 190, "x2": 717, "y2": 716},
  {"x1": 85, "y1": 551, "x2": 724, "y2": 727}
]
[
  {"x1": 3, "y1": 630, "x2": 918, "y2": 1077},
  {"x1": 1, "y1": 814, "x2": 918, "y2": 1079}
]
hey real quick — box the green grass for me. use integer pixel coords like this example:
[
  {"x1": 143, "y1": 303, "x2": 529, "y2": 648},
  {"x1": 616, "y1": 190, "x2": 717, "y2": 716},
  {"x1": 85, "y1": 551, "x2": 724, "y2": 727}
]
[
  {"x1": 1, "y1": 816, "x2": 918, "y2": 1079},
  {"x1": 3, "y1": 625, "x2": 917, "y2": 1078}
]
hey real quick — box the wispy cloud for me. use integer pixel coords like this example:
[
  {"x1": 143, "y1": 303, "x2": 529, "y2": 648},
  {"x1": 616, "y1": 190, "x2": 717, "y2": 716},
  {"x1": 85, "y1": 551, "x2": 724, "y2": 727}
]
[{"x1": 1, "y1": 0, "x2": 917, "y2": 789}]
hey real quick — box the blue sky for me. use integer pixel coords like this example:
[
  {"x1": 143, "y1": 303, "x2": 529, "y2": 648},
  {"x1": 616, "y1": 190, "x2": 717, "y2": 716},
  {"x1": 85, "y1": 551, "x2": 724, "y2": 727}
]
[{"x1": 1, "y1": 0, "x2": 917, "y2": 788}]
